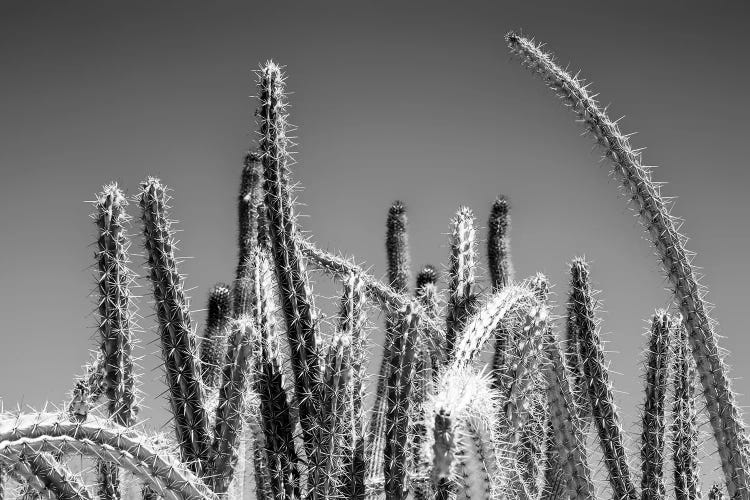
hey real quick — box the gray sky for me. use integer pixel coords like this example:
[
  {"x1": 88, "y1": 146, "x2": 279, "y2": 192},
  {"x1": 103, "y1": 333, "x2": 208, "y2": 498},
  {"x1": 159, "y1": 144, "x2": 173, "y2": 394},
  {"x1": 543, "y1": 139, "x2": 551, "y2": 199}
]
[{"x1": 1, "y1": 0, "x2": 749, "y2": 488}]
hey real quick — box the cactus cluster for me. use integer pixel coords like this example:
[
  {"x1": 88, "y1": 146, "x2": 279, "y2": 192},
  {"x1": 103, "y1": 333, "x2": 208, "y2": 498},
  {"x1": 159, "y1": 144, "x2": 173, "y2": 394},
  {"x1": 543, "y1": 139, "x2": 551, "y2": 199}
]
[{"x1": 1, "y1": 31, "x2": 747, "y2": 500}]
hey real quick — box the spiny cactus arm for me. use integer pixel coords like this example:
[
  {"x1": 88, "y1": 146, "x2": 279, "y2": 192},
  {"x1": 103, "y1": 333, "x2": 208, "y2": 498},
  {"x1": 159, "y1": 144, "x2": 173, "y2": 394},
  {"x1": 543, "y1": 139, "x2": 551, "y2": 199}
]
[
  {"x1": 431, "y1": 409, "x2": 455, "y2": 500},
  {"x1": 542, "y1": 328, "x2": 595, "y2": 500},
  {"x1": 139, "y1": 177, "x2": 210, "y2": 475},
  {"x1": 339, "y1": 273, "x2": 368, "y2": 500},
  {"x1": 234, "y1": 152, "x2": 264, "y2": 316},
  {"x1": 450, "y1": 282, "x2": 538, "y2": 370},
  {"x1": 0, "y1": 414, "x2": 218, "y2": 500},
  {"x1": 257, "y1": 61, "x2": 323, "y2": 458},
  {"x1": 95, "y1": 460, "x2": 119, "y2": 500},
  {"x1": 367, "y1": 202, "x2": 413, "y2": 483},
  {"x1": 570, "y1": 259, "x2": 637, "y2": 499},
  {"x1": 415, "y1": 265, "x2": 443, "y2": 372},
  {"x1": 640, "y1": 313, "x2": 672, "y2": 500},
  {"x1": 250, "y1": 249, "x2": 300, "y2": 500},
  {"x1": 565, "y1": 277, "x2": 591, "y2": 428},
  {"x1": 11, "y1": 452, "x2": 92, "y2": 500},
  {"x1": 672, "y1": 323, "x2": 702, "y2": 500},
  {"x1": 507, "y1": 32, "x2": 750, "y2": 496},
  {"x1": 487, "y1": 196, "x2": 514, "y2": 292},
  {"x1": 200, "y1": 284, "x2": 232, "y2": 389},
  {"x1": 93, "y1": 184, "x2": 137, "y2": 427},
  {"x1": 445, "y1": 207, "x2": 478, "y2": 359},
  {"x1": 209, "y1": 317, "x2": 254, "y2": 493},
  {"x1": 383, "y1": 306, "x2": 421, "y2": 500}
]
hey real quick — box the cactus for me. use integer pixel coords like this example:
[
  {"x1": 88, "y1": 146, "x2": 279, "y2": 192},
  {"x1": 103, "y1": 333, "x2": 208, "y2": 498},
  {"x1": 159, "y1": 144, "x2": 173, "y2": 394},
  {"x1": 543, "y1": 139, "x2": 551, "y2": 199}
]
[
  {"x1": 3, "y1": 33, "x2": 750, "y2": 500},
  {"x1": 640, "y1": 313, "x2": 672, "y2": 500},
  {"x1": 570, "y1": 259, "x2": 638, "y2": 499},
  {"x1": 673, "y1": 323, "x2": 702, "y2": 500},
  {"x1": 139, "y1": 177, "x2": 211, "y2": 476},
  {"x1": 508, "y1": 31, "x2": 750, "y2": 497}
]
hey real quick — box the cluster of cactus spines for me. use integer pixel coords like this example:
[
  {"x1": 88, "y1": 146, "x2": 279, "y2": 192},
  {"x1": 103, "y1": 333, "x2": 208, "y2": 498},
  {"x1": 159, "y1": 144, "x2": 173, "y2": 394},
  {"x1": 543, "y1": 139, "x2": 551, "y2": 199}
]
[
  {"x1": 673, "y1": 323, "x2": 702, "y2": 500},
  {"x1": 4, "y1": 35, "x2": 750, "y2": 500},
  {"x1": 640, "y1": 312, "x2": 672, "y2": 500},
  {"x1": 710, "y1": 484, "x2": 726, "y2": 500},
  {"x1": 139, "y1": 177, "x2": 211, "y2": 475},
  {"x1": 487, "y1": 196, "x2": 514, "y2": 292},
  {"x1": 570, "y1": 259, "x2": 637, "y2": 499},
  {"x1": 507, "y1": 31, "x2": 750, "y2": 497},
  {"x1": 257, "y1": 61, "x2": 323, "y2": 461},
  {"x1": 367, "y1": 201, "x2": 412, "y2": 486},
  {"x1": 445, "y1": 206, "x2": 478, "y2": 359},
  {"x1": 201, "y1": 283, "x2": 233, "y2": 389}
]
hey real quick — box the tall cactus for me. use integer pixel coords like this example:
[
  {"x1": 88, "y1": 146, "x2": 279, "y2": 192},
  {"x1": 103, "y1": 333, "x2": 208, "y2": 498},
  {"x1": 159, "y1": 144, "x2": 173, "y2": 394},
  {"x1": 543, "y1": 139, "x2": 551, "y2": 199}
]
[
  {"x1": 234, "y1": 152, "x2": 265, "y2": 316},
  {"x1": 507, "y1": 32, "x2": 750, "y2": 497},
  {"x1": 487, "y1": 196, "x2": 513, "y2": 291},
  {"x1": 570, "y1": 259, "x2": 637, "y2": 499},
  {"x1": 640, "y1": 312, "x2": 672, "y2": 500},
  {"x1": 139, "y1": 177, "x2": 210, "y2": 475},
  {"x1": 368, "y1": 201, "x2": 412, "y2": 485},
  {"x1": 257, "y1": 61, "x2": 323, "y2": 460}
]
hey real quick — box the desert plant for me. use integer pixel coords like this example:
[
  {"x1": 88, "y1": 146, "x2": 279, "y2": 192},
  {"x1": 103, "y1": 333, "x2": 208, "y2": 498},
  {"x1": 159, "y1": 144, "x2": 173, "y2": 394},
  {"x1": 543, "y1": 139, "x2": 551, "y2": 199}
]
[{"x1": 1, "y1": 30, "x2": 748, "y2": 500}]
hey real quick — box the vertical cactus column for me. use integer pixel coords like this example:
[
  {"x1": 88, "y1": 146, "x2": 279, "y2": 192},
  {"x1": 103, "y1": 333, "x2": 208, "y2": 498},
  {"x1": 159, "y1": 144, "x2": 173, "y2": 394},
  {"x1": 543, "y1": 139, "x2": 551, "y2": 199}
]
[
  {"x1": 640, "y1": 312, "x2": 672, "y2": 500},
  {"x1": 368, "y1": 201, "x2": 412, "y2": 486},
  {"x1": 570, "y1": 259, "x2": 637, "y2": 499},
  {"x1": 507, "y1": 32, "x2": 750, "y2": 497},
  {"x1": 487, "y1": 196, "x2": 514, "y2": 291},
  {"x1": 257, "y1": 61, "x2": 323, "y2": 463},
  {"x1": 445, "y1": 206, "x2": 477, "y2": 359},
  {"x1": 139, "y1": 177, "x2": 210, "y2": 476},
  {"x1": 200, "y1": 284, "x2": 232, "y2": 389},
  {"x1": 673, "y1": 323, "x2": 702, "y2": 500},
  {"x1": 94, "y1": 184, "x2": 137, "y2": 500},
  {"x1": 234, "y1": 152, "x2": 264, "y2": 317}
]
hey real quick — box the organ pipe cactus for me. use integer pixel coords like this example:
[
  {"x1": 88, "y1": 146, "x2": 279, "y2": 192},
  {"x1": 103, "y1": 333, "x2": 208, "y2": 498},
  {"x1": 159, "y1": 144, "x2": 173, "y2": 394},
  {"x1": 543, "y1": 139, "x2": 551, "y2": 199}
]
[{"x1": 2, "y1": 31, "x2": 749, "y2": 500}]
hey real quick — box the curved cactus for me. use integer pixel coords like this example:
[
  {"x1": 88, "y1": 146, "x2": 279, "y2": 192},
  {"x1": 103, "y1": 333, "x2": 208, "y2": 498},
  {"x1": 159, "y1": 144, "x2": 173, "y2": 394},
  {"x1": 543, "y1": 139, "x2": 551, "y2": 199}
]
[
  {"x1": 139, "y1": 177, "x2": 210, "y2": 476},
  {"x1": 507, "y1": 32, "x2": 750, "y2": 497}
]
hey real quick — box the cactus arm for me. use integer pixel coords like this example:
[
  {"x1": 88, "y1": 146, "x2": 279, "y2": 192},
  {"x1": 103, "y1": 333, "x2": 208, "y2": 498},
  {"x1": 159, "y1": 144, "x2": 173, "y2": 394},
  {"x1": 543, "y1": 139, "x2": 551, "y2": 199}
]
[
  {"x1": 367, "y1": 202, "x2": 412, "y2": 485},
  {"x1": 139, "y1": 177, "x2": 210, "y2": 476},
  {"x1": 0, "y1": 413, "x2": 217, "y2": 500},
  {"x1": 640, "y1": 313, "x2": 672, "y2": 500},
  {"x1": 672, "y1": 324, "x2": 702, "y2": 500},
  {"x1": 507, "y1": 32, "x2": 750, "y2": 497},
  {"x1": 431, "y1": 409, "x2": 456, "y2": 500},
  {"x1": 487, "y1": 196, "x2": 514, "y2": 292},
  {"x1": 200, "y1": 284, "x2": 232, "y2": 389},
  {"x1": 339, "y1": 273, "x2": 368, "y2": 500},
  {"x1": 445, "y1": 207, "x2": 478, "y2": 359},
  {"x1": 564, "y1": 278, "x2": 592, "y2": 428},
  {"x1": 382, "y1": 306, "x2": 421, "y2": 500},
  {"x1": 250, "y1": 249, "x2": 300, "y2": 500},
  {"x1": 569, "y1": 259, "x2": 638, "y2": 499},
  {"x1": 234, "y1": 152, "x2": 264, "y2": 316},
  {"x1": 16, "y1": 452, "x2": 92, "y2": 500},
  {"x1": 257, "y1": 62, "x2": 323, "y2": 459},
  {"x1": 542, "y1": 330, "x2": 595, "y2": 500}
]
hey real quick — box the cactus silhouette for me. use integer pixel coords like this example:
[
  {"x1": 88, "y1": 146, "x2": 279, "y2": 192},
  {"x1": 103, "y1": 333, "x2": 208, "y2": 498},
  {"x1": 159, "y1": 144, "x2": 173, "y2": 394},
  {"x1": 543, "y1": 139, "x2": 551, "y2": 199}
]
[{"x1": 1, "y1": 32, "x2": 748, "y2": 500}]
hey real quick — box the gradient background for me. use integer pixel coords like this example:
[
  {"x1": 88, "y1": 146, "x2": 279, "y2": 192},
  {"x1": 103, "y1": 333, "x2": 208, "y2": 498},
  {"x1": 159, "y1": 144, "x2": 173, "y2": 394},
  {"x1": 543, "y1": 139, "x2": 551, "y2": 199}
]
[{"x1": 2, "y1": 0, "x2": 749, "y2": 489}]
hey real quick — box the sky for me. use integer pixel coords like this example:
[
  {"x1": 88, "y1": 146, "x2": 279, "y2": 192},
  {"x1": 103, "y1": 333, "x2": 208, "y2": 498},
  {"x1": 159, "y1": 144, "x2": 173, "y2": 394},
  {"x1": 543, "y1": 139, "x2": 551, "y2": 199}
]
[{"x1": 1, "y1": 0, "x2": 749, "y2": 489}]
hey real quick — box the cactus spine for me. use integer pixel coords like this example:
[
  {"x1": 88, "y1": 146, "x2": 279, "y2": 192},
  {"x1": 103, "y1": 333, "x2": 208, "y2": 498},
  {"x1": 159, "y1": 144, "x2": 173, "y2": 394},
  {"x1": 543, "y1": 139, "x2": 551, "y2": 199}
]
[
  {"x1": 507, "y1": 32, "x2": 750, "y2": 497},
  {"x1": 139, "y1": 177, "x2": 210, "y2": 476},
  {"x1": 640, "y1": 313, "x2": 672, "y2": 500}
]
